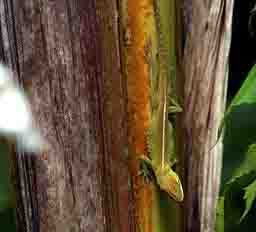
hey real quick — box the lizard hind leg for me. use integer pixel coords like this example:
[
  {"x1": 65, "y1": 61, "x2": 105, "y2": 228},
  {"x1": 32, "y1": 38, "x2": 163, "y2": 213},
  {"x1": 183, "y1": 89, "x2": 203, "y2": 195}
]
[{"x1": 138, "y1": 155, "x2": 156, "y2": 184}]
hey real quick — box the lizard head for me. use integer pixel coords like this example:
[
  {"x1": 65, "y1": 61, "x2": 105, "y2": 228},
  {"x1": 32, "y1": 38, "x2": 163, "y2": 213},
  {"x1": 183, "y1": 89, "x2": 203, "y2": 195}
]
[{"x1": 155, "y1": 165, "x2": 184, "y2": 202}]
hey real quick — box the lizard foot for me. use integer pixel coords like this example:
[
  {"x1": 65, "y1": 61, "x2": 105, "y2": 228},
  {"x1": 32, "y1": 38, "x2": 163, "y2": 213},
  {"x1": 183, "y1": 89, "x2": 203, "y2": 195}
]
[
  {"x1": 137, "y1": 155, "x2": 156, "y2": 184},
  {"x1": 168, "y1": 97, "x2": 182, "y2": 114}
]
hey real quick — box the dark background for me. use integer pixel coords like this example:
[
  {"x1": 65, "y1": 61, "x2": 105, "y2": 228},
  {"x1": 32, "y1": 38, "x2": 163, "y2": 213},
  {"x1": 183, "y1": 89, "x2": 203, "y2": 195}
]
[{"x1": 229, "y1": 0, "x2": 256, "y2": 101}]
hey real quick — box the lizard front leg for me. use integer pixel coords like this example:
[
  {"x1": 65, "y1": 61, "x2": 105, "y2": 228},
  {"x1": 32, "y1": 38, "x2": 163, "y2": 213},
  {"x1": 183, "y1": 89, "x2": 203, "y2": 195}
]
[
  {"x1": 168, "y1": 96, "x2": 182, "y2": 114},
  {"x1": 138, "y1": 155, "x2": 156, "y2": 183}
]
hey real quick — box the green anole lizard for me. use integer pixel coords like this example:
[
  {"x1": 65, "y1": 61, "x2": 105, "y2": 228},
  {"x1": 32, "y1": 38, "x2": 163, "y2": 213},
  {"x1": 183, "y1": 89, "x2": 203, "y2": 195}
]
[{"x1": 139, "y1": 0, "x2": 184, "y2": 202}]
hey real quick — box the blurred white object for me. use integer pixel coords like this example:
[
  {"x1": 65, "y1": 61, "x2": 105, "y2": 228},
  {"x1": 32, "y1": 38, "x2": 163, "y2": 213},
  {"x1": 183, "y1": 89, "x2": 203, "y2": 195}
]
[{"x1": 0, "y1": 63, "x2": 47, "y2": 153}]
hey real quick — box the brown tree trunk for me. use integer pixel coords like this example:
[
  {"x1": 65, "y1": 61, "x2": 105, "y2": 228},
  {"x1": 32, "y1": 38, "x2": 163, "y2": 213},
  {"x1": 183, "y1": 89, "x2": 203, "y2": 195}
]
[
  {"x1": 0, "y1": 0, "x2": 235, "y2": 231},
  {"x1": 0, "y1": 1, "x2": 135, "y2": 232},
  {"x1": 180, "y1": 1, "x2": 234, "y2": 232}
]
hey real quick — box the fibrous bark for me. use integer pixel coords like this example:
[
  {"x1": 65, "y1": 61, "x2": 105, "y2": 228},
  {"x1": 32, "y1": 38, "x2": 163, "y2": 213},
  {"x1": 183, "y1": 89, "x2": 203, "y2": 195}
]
[
  {"x1": 0, "y1": 1, "x2": 134, "y2": 232},
  {"x1": 180, "y1": 1, "x2": 234, "y2": 232}
]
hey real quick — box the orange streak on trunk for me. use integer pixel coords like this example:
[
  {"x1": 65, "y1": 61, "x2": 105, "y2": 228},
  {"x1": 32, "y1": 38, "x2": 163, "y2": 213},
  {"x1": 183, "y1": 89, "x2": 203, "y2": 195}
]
[{"x1": 126, "y1": 1, "x2": 154, "y2": 231}]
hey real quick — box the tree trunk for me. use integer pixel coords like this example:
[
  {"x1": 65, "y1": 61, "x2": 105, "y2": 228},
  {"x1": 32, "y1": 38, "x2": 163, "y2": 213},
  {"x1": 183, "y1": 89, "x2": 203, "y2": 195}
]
[
  {"x1": 0, "y1": 1, "x2": 135, "y2": 232},
  {"x1": 180, "y1": 1, "x2": 234, "y2": 232},
  {"x1": 0, "y1": 0, "x2": 235, "y2": 232}
]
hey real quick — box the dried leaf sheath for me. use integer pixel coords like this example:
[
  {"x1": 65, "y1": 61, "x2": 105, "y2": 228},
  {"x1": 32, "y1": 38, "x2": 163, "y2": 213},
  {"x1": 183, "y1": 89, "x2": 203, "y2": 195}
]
[{"x1": 124, "y1": 0, "x2": 156, "y2": 231}]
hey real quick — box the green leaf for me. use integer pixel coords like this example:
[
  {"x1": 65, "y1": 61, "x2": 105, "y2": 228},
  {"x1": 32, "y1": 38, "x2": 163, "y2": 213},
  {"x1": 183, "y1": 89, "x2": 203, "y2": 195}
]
[
  {"x1": 224, "y1": 172, "x2": 256, "y2": 222},
  {"x1": 228, "y1": 64, "x2": 256, "y2": 107},
  {"x1": 221, "y1": 65, "x2": 256, "y2": 189},
  {"x1": 217, "y1": 65, "x2": 256, "y2": 141},
  {"x1": 224, "y1": 171, "x2": 256, "y2": 232},
  {"x1": 218, "y1": 65, "x2": 256, "y2": 231},
  {"x1": 232, "y1": 144, "x2": 256, "y2": 181},
  {"x1": 241, "y1": 179, "x2": 256, "y2": 221}
]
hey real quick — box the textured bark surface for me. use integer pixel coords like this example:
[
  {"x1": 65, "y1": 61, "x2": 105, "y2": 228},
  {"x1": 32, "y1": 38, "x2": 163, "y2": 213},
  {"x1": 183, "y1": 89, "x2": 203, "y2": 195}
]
[
  {"x1": 0, "y1": 1, "x2": 134, "y2": 232},
  {"x1": 121, "y1": 1, "x2": 154, "y2": 231},
  {"x1": 180, "y1": 1, "x2": 234, "y2": 232}
]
